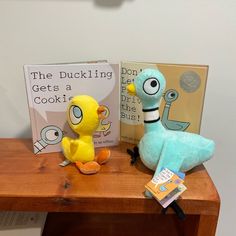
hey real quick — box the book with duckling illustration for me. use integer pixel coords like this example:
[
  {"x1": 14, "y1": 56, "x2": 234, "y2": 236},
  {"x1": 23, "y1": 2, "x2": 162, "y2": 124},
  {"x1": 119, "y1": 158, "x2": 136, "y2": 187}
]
[
  {"x1": 24, "y1": 61, "x2": 119, "y2": 154},
  {"x1": 120, "y1": 61, "x2": 208, "y2": 144}
]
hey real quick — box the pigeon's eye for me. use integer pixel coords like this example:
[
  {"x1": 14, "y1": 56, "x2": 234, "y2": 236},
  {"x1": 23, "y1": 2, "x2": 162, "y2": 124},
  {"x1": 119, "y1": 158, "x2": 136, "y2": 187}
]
[
  {"x1": 70, "y1": 105, "x2": 83, "y2": 125},
  {"x1": 168, "y1": 92, "x2": 176, "y2": 99},
  {"x1": 45, "y1": 129, "x2": 59, "y2": 141},
  {"x1": 41, "y1": 125, "x2": 63, "y2": 145},
  {"x1": 143, "y1": 77, "x2": 160, "y2": 95}
]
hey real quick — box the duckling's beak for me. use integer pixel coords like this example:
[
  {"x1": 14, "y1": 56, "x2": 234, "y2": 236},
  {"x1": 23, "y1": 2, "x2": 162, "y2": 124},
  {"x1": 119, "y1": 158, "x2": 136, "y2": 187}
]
[
  {"x1": 127, "y1": 83, "x2": 136, "y2": 96},
  {"x1": 97, "y1": 105, "x2": 106, "y2": 120}
]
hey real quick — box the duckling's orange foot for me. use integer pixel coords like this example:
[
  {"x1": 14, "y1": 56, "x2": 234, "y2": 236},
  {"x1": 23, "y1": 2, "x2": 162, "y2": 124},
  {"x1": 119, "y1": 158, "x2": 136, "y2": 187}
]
[
  {"x1": 95, "y1": 148, "x2": 111, "y2": 165},
  {"x1": 75, "y1": 161, "x2": 101, "y2": 175}
]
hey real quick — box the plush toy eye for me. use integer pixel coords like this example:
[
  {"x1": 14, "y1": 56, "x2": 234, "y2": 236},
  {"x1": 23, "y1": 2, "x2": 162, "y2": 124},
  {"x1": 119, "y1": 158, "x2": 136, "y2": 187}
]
[
  {"x1": 70, "y1": 105, "x2": 83, "y2": 125},
  {"x1": 143, "y1": 77, "x2": 160, "y2": 95}
]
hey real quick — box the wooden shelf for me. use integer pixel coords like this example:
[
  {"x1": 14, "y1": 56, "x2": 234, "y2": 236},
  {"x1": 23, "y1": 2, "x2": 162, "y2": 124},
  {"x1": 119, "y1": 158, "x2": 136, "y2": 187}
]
[{"x1": 0, "y1": 139, "x2": 220, "y2": 235}]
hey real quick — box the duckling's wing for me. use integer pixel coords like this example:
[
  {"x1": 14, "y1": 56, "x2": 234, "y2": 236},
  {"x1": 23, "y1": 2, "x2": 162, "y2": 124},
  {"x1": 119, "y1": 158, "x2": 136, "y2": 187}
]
[
  {"x1": 61, "y1": 137, "x2": 80, "y2": 162},
  {"x1": 153, "y1": 141, "x2": 184, "y2": 179}
]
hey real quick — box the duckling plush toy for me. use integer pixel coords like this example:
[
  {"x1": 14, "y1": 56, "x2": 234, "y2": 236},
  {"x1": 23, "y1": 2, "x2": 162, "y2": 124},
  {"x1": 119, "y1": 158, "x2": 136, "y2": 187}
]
[
  {"x1": 127, "y1": 69, "x2": 215, "y2": 180},
  {"x1": 61, "y1": 95, "x2": 110, "y2": 174}
]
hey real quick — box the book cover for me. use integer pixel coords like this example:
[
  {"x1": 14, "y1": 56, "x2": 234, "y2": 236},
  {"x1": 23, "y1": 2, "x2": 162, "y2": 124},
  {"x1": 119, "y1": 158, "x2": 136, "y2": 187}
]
[
  {"x1": 24, "y1": 62, "x2": 119, "y2": 154},
  {"x1": 120, "y1": 61, "x2": 208, "y2": 144}
]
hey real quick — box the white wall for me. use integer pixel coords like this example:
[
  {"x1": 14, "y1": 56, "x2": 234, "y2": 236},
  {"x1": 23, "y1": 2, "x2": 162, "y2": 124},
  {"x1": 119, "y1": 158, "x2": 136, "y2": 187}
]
[{"x1": 0, "y1": 0, "x2": 235, "y2": 235}]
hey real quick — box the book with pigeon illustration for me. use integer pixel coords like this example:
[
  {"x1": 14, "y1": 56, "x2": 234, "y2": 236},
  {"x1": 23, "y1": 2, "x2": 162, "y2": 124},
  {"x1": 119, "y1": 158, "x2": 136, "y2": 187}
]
[
  {"x1": 24, "y1": 62, "x2": 119, "y2": 154},
  {"x1": 120, "y1": 61, "x2": 208, "y2": 144}
]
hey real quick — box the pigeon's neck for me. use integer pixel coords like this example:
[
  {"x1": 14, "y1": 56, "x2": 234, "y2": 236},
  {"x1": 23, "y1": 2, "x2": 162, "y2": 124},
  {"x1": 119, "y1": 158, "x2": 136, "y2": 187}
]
[
  {"x1": 143, "y1": 107, "x2": 160, "y2": 123},
  {"x1": 162, "y1": 102, "x2": 171, "y2": 121},
  {"x1": 142, "y1": 106, "x2": 165, "y2": 133}
]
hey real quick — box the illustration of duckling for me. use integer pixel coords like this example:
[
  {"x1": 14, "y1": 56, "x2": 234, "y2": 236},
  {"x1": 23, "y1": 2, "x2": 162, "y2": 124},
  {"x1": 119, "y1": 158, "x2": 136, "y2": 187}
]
[
  {"x1": 162, "y1": 89, "x2": 190, "y2": 131},
  {"x1": 126, "y1": 69, "x2": 215, "y2": 179},
  {"x1": 94, "y1": 105, "x2": 111, "y2": 138},
  {"x1": 61, "y1": 95, "x2": 110, "y2": 174}
]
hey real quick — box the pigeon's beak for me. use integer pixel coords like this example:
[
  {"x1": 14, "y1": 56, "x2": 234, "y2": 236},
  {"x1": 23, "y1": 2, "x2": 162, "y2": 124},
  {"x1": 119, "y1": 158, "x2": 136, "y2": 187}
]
[{"x1": 127, "y1": 83, "x2": 136, "y2": 96}]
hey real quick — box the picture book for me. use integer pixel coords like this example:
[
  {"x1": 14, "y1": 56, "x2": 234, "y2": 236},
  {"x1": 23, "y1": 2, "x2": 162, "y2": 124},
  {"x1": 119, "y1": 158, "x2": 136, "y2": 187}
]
[
  {"x1": 24, "y1": 62, "x2": 119, "y2": 154},
  {"x1": 120, "y1": 61, "x2": 208, "y2": 144}
]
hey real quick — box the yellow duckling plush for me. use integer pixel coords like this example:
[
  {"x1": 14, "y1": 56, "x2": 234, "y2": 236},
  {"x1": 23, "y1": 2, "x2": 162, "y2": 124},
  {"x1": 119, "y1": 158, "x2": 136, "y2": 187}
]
[{"x1": 61, "y1": 95, "x2": 110, "y2": 174}]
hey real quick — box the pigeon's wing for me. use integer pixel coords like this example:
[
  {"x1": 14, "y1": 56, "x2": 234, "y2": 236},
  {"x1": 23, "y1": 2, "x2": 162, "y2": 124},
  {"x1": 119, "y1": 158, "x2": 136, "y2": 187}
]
[{"x1": 153, "y1": 140, "x2": 184, "y2": 179}]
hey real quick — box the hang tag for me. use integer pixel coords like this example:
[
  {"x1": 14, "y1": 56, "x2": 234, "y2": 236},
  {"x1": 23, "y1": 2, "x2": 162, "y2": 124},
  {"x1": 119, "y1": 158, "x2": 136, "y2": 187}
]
[
  {"x1": 159, "y1": 184, "x2": 187, "y2": 208},
  {"x1": 145, "y1": 168, "x2": 187, "y2": 208},
  {"x1": 59, "y1": 159, "x2": 71, "y2": 167}
]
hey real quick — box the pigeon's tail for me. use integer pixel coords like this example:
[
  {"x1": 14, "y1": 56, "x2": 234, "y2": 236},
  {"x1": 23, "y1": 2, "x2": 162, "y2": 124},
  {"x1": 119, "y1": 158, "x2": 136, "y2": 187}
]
[
  {"x1": 203, "y1": 139, "x2": 215, "y2": 161},
  {"x1": 181, "y1": 137, "x2": 215, "y2": 172}
]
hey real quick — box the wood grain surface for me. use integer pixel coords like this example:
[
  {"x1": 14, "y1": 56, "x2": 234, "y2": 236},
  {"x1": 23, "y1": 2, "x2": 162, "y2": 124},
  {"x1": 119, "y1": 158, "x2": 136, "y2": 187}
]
[{"x1": 0, "y1": 139, "x2": 220, "y2": 216}]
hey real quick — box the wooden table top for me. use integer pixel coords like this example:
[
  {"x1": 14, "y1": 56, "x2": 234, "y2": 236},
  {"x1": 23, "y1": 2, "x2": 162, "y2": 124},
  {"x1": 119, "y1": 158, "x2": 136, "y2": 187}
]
[{"x1": 0, "y1": 139, "x2": 220, "y2": 216}]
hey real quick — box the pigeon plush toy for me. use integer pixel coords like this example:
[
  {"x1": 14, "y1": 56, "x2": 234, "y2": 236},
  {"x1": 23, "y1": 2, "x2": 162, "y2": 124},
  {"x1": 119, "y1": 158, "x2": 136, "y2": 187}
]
[{"x1": 126, "y1": 69, "x2": 215, "y2": 180}]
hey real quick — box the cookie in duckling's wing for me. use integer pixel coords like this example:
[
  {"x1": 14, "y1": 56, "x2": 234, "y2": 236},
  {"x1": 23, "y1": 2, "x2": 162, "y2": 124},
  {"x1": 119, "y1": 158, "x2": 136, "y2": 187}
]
[{"x1": 61, "y1": 95, "x2": 110, "y2": 174}]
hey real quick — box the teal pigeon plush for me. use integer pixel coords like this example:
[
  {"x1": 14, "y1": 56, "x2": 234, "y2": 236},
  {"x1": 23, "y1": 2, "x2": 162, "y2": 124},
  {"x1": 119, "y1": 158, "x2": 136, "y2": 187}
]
[{"x1": 126, "y1": 69, "x2": 215, "y2": 180}]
